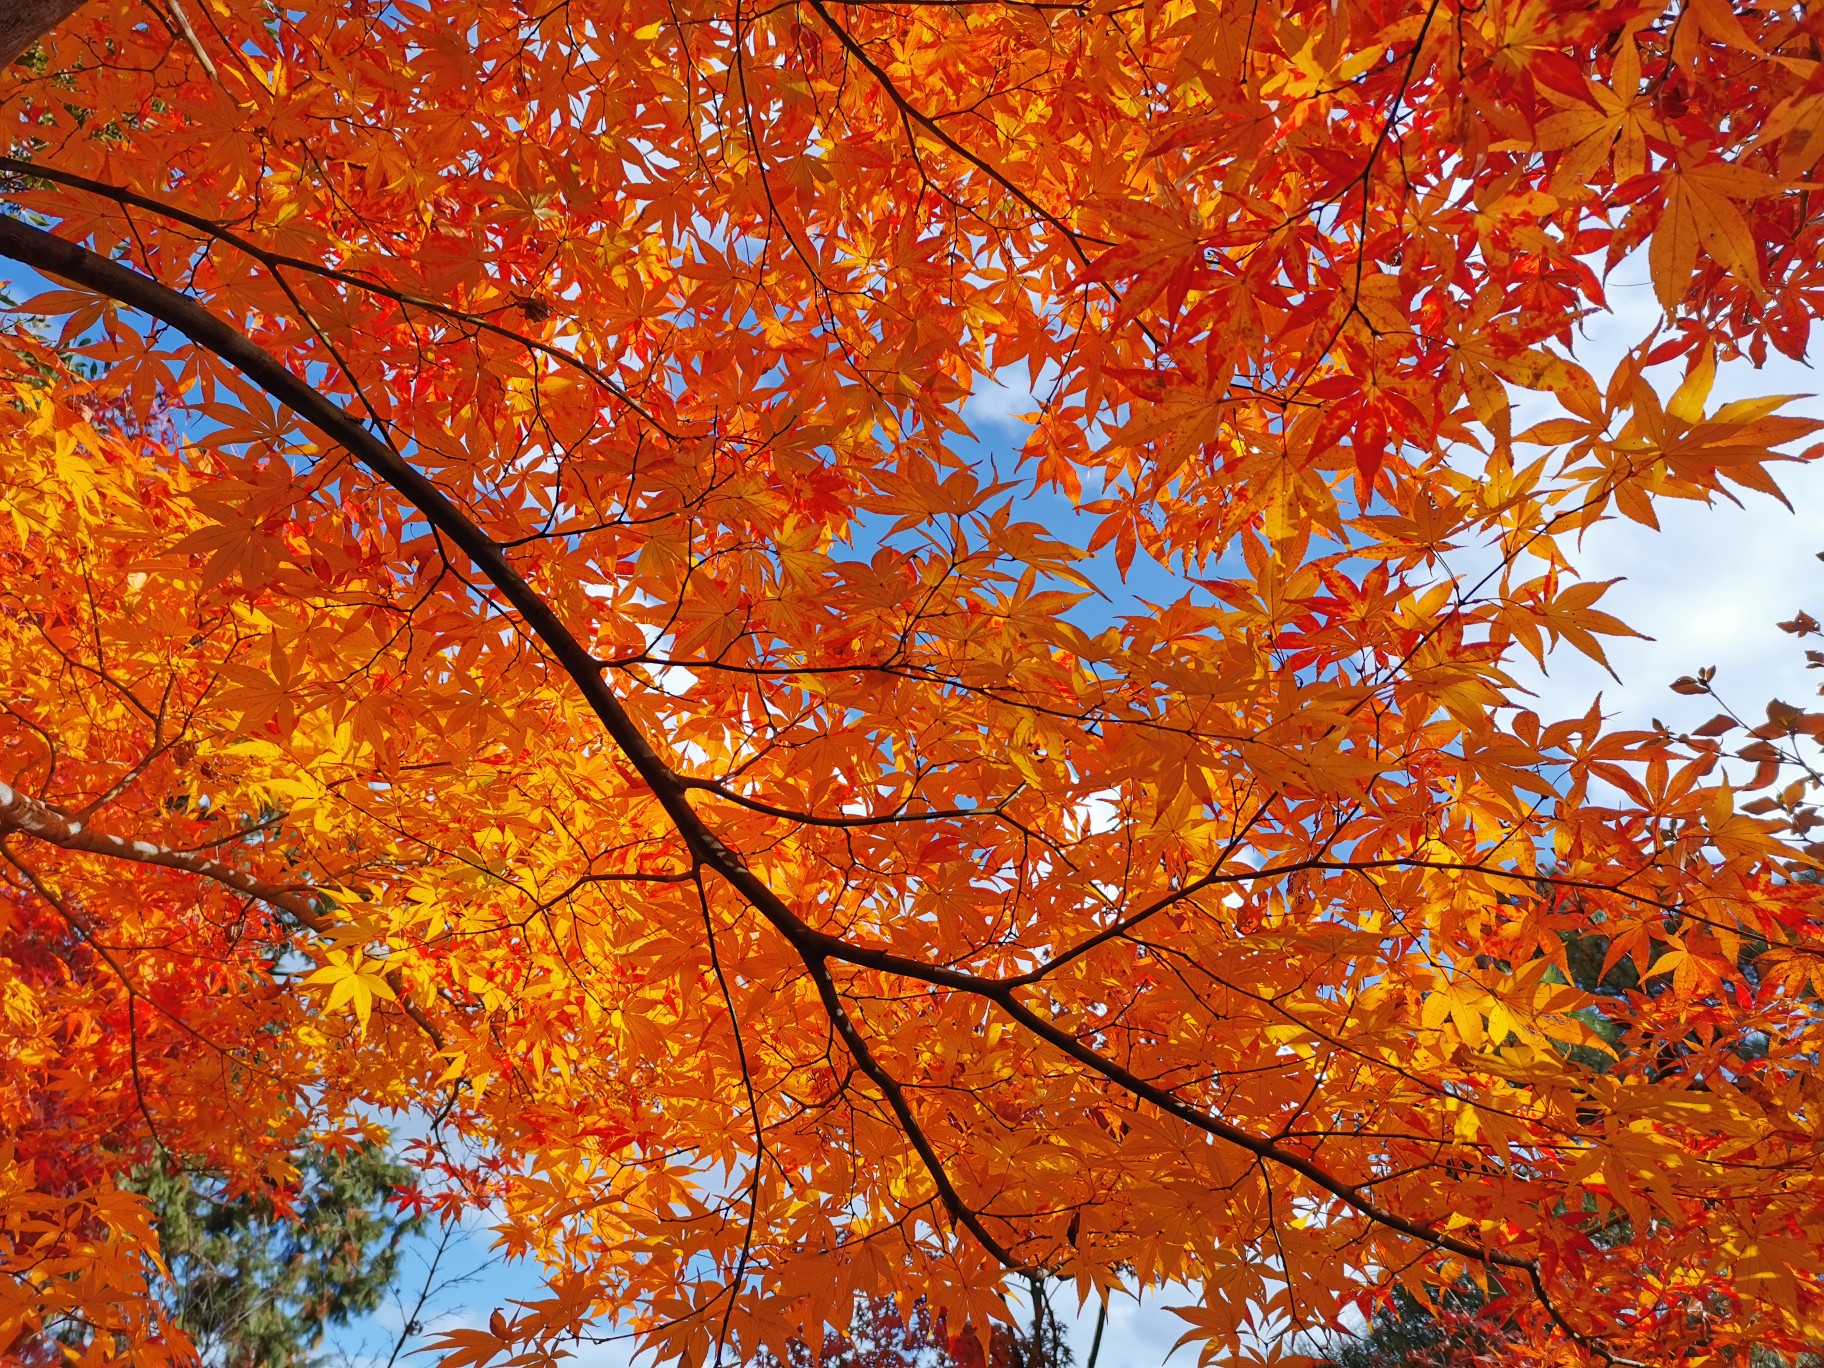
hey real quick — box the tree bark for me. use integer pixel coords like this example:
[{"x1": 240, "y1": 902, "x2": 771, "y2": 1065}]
[
  {"x1": 0, "y1": 777, "x2": 446, "y2": 1046},
  {"x1": 0, "y1": 0, "x2": 88, "y2": 68}
]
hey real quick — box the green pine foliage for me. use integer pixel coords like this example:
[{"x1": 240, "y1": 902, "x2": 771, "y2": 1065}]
[{"x1": 131, "y1": 1141, "x2": 425, "y2": 1368}]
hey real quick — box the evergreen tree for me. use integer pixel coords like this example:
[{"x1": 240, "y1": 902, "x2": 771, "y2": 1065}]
[
  {"x1": 1320, "y1": 1286, "x2": 1512, "y2": 1368},
  {"x1": 131, "y1": 1142, "x2": 425, "y2": 1368}
]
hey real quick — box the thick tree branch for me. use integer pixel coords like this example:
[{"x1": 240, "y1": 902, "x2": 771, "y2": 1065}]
[
  {"x1": 0, "y1": 775, "x2": 445, "y2": 1047},
  {"x1": 0, "y1": 216, "x2": 1591, "y2": 1318},
  {"x1": 0, "y1": 777, "x2": 330, "y2": 925},
  {"x1": 0, "y1": 0, "x2": 86, "y2": 68}
]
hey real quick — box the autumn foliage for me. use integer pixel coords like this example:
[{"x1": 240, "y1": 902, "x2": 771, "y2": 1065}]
[{"x1": 3, "y1": 0, "x2": 1824, "y2": 1363}]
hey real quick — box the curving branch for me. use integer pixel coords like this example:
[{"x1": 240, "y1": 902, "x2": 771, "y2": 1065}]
[
  {"x1": 2, "y1": 777, "x2": 325, "y2": 925},
  {"x1": 0, "y1": 215, "x2": 1601, "y2": 1332},
  {"x1": 0, "y1": 775, "x2": 445, "y2": 1046}
]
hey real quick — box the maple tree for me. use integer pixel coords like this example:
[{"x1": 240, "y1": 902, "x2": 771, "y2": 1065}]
[
  {"x1": 2, "y1": 0, "x2": 1824, "y2": 1363},
  {"x1": 751, "y1": 1291, "x2": 1073, "y2": 1367}
]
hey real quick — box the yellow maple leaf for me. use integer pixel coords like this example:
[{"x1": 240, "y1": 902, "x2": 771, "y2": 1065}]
[{"x1": 303, "y1": 950, "x2": 397, "y2": 1032}]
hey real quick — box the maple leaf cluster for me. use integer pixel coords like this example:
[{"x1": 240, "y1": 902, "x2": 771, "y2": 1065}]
[{"x1": 0, "y1": 0, "x2": 1823, "y2": 1364}]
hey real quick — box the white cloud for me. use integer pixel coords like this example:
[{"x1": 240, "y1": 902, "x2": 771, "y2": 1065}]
[
  {"x1": 963, "y1": 358, "x2": 1051, "y2": 437},
  {"x1": 1506, "y1": 254, "x2": 1824, "y2": 734}
]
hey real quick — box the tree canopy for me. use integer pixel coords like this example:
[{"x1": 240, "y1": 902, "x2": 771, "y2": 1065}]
[{"x1": 2, "y1": 0, "x2": 1824, "y2": 1364}]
